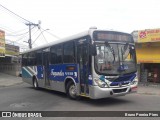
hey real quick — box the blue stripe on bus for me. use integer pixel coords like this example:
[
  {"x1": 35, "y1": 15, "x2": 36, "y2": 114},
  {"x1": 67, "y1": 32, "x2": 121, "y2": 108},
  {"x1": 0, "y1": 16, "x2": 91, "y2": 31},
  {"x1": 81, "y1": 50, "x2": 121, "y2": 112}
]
[
  {"x1": 110, "y1": 73, "x2": 136, "y2": 86},
  {"x1": 88, "y1": 79, "x2": 92, "y2": 85},
  {"x1": 36, "y1": 65, "x2": 44, "y2": 79},
  {"x1": 48, "y1": 64, "x2": 79, "y2": 83},
  {"x1": 22, "y1": 64, "x2": 93, "y2": 85}
]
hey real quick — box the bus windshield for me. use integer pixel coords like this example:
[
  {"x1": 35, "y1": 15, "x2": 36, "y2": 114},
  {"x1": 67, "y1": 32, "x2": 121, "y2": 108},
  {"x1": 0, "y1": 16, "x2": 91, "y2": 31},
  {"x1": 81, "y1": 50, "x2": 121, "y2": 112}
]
[{"x1": 95, "y1": 42, "x2": 137, "y2": 75}]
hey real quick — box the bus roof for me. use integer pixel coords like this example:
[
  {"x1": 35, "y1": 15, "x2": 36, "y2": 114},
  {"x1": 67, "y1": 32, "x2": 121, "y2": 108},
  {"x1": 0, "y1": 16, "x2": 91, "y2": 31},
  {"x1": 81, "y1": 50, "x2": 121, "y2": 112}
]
[
  {"x1": 22, "y1": 30, "x2": 91, "y2": 54},
  {"x1": 21, "y1": 28, "x2": 131, "y2": 54}
]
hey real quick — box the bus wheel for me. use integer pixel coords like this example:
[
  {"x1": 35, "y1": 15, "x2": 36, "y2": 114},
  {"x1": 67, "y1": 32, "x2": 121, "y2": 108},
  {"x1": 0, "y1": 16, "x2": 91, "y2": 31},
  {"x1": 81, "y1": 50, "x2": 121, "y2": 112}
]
[
  {"x1": 33, "y1": 78, "x2": 39, "y2": 89},
  {"x1": 67, "y1": 81, "x2": 77, "y2": 100}
]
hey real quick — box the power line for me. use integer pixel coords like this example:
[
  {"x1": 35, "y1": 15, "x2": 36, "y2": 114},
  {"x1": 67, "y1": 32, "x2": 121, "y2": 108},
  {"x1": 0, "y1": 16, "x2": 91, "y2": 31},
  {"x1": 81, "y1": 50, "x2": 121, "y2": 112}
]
[
  {"x1": 30, "y1": 28, "x2": 40, "y2": 38},
  {"x1": 14, "y1": 34, "x2": 28, "y2": 42},
  {"x1": 40, "y1": 29, "x2": 48, "y2": 43},
  {"x1": 32, "y1": 32, "x2": 42, "y2": 45},
  {"x1": 9, "y1": 28, "x2": 29, "y2": 34},
  {"x1": 0, "y1": 25, "x2": 28, "y2": 37},
  {"x1": 0, "y1": 25, "x2": 16, "y2": 33},
  {"x1": 0, "y1": 4, "x2": 61, "y2": 49},
  {"x1": 0, "y1": 4, "x2": 41, "y2": 49},
  {"x1": 41, "y1": 28, "x2": 61, "y2": 39},
  {"x1": 5, "y1": 31, "x2": 29, "y2": 36},
  {"x1": 0, "y1": 7, "x2": 25, "y2": 24},
  {"x1": 32, "y1": 29, "x2": 49, "y2": 45},
  {"x1": 5, "y1": 39, "x2": 28, "y2": 48},
  {"x1": 14, "y1": 27, "x2": 36, "y2": 42},
  {"x1": 5, "y1": 26, "x2": 36, "y2": 37},
  {"x1": 0, "y1": 4, "x2": 31, "y2": 23}
]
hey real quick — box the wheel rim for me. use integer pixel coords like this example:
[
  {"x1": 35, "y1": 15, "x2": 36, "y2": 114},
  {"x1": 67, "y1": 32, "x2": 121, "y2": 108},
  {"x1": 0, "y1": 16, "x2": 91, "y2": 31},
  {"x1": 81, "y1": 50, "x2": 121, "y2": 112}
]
[{"x1": 69, "y1": 84, "x2": 76, "y2": 98}]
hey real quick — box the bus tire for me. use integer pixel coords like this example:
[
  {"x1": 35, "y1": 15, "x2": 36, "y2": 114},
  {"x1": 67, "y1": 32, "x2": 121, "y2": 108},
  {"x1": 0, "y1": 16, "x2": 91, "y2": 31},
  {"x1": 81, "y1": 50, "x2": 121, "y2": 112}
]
[
  {"x1": 33, "y1": 78, "x2": 39, "y2": 90},
  {"x1": 66, "y1": 81, "x2": 77, "y2": 100}
]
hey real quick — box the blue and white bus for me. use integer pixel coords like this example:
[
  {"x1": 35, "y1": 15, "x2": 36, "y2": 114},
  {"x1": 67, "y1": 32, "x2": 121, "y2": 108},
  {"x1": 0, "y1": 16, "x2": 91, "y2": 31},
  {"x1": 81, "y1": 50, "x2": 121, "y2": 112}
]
[{"x1": 22, "y1": 28, "x2": 138, "y2": 99}]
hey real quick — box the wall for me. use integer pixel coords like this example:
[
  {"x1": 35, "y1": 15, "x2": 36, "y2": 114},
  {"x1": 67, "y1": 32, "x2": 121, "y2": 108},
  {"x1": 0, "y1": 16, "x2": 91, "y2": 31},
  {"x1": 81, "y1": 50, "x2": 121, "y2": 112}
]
[
  {"x1": 0, "y1": 63, "x2": 21, "y2": 76},
  {"x1": 136, "y1": 42, "x2": 160, "y2": 63}
]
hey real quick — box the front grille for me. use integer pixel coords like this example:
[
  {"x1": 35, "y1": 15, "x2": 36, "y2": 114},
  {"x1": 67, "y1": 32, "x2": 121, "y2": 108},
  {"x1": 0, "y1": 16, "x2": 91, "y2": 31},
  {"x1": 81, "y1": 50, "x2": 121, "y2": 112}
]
[
  {"x1": 110, "y1": 82, "x2": 129, "y2": 87},
  {"x1": 113, "y1": 88, "x2": 127, "y2": 93}
]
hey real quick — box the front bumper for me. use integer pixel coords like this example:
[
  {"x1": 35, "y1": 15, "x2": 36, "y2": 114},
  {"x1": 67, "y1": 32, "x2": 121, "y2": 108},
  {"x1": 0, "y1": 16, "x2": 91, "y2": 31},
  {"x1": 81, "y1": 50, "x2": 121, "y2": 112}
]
[{"x1": 89, "y1": 85, "x2": 137, "y2": 99}]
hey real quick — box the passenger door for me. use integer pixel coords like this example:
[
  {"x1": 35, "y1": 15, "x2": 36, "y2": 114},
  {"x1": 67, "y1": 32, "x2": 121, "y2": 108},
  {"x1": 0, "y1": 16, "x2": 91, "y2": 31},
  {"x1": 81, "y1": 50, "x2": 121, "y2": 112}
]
[
  {"x1": 77, "y1": 39, "x2": 89, "y2": 95},
  {"x1": 42, "y1": 48, "x2": 50, "y2": 87}
]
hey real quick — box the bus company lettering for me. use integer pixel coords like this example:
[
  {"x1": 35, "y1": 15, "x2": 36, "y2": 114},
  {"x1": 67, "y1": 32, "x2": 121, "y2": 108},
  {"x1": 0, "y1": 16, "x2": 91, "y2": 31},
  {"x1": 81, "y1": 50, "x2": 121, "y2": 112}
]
[
  {"x1": 65, "y1": 72, "x2": 78, "y2": 78},
  {"x1": 65, "y1": 72, "x2": 74, "y2": 76},
  {"x1": 51, "y1": 69, "x2": 64, "y2": 76}
]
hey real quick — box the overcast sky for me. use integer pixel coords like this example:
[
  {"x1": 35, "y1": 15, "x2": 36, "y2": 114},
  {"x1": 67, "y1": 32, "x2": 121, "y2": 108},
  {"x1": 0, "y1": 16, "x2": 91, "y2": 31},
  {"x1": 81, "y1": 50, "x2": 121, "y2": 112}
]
[{"x1": 1, "y1": 0, "x2": 160, "y2": 49}]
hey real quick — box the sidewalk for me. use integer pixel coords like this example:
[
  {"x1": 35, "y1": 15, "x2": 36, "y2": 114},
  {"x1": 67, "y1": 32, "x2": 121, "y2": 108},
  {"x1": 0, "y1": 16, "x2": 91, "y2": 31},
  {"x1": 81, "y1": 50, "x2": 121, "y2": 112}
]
[
  {"x1": 0, "y1": 72, "x2": 23, "y2": 87},
  {"x1": 0, "y1": 72, "x2": 160, "y2": 96},
  {"x1": 138, "y1": 82, "x2": 160, "y2": 96}
]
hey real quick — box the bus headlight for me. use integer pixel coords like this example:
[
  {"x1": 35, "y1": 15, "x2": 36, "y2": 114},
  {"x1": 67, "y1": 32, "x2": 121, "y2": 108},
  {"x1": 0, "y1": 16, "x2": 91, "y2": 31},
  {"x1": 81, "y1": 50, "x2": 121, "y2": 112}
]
[
  {"x1": 94, "y1": 78, "x2": 109, "y2": 88},
  {"x1": 130, "y1": 76, "x2": 138, "y2": 85}
]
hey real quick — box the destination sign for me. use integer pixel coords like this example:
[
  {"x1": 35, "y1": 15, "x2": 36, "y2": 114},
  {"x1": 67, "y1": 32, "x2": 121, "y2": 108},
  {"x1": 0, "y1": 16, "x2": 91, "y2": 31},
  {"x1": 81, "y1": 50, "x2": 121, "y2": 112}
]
[{"x1": 94, "y1": 31, "x2": 134, "y2": 43}]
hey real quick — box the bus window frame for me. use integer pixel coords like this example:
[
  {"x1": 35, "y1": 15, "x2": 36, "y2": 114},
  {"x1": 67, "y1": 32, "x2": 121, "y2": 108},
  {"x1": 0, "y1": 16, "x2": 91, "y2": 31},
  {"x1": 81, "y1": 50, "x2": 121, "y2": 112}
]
[
  {"x1": 50, "y1": 44, "x2": 63, "y2": 65},
  {"x1": 63, "y1": 41, "x2": 76, "y2": 64}
]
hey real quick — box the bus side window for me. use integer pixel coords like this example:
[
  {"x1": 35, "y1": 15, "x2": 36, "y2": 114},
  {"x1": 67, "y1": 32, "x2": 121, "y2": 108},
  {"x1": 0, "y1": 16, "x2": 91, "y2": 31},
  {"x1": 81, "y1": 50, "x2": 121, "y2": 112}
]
[
  {"x1": 29, "y1": 52, "x2": 36, "y2": 66},
  {"x1": 50, "y1": 45, "x2": 63, "y2": 64},
  {"x1": 50, "y1": 46, "x2": 57, "y2": 64},
  {"x1": 57, "y1": 45, "x2": 63, "y2": 64},
  {"x1": 63, "y1": 41, "x2": 75, "y2": 63},
  {"x1": 27, "y1": 53, "x2": 32, "y2": 66},
  {"x1": 22, "y1": 54, "x2": 28, "y2": 66},
  {"x1": 35, "y1": 50, "x2": 43, "y2": 65}
]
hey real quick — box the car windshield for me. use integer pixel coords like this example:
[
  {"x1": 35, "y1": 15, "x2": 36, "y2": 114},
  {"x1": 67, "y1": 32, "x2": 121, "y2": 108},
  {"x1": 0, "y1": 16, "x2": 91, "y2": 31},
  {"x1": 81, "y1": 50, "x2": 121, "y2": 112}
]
[{"x1": 95, "y1": 43, "x2": 137, "y2": 75}]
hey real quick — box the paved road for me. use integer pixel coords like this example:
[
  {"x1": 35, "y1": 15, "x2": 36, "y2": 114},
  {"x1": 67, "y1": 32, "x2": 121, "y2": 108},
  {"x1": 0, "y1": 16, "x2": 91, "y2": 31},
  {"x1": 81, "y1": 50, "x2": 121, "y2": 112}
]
[
  {"x1": 0, "y1": 72, "x2": 160, "y2": 120},
  {"x1": 0, "y1": 82, "x2": 160, "y2": 120},
  {"x1": 0, "y1": 73, "x2": 23, "y2": 87}
]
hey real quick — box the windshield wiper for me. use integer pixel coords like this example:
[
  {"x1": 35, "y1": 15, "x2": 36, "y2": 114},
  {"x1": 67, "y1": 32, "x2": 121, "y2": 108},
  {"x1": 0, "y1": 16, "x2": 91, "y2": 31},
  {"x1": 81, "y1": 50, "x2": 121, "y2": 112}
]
[
  {"x1": 105, "y1": 42, "x2": 115, "y2": 63},
  {"x1": 122, "y1": 43, "x2": 129, "y2": 60},
  {"x1": 118, "y1": 44, "x2": 129, "y2": 72}
]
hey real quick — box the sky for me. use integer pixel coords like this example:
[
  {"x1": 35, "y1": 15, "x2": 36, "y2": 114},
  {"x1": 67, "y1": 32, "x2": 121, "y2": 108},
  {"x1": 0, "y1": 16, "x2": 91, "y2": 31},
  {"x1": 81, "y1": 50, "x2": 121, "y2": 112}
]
[{"x1": 1, "y1": 0, "x2": 160, "y2": 50}]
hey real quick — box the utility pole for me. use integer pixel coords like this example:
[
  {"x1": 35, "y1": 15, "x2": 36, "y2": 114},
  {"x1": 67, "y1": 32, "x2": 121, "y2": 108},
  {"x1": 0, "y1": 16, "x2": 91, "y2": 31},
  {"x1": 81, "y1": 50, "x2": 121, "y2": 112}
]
[{"x1": 25, "y1": 21, "x2": 41, "y2": 49}]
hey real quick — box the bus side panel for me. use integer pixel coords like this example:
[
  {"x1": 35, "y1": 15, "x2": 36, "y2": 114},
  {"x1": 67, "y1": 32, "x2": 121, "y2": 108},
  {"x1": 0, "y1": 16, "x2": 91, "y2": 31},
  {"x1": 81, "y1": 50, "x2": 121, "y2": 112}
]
[
  {"x1": 48, "y1": 64, "x2": 79, "y2": 92},
  {"x1": 22, "y1": 66, "x2": 45, "y2": 87},
  {"x1": 36, "y1": 65, "x2": 44, "y2": 79},
  {"x1": 22, "y1": 66, "x2": 34, "y2": 85},
  {"x1": 36, "y1": 65, "x2": 45, "y2": 88}
]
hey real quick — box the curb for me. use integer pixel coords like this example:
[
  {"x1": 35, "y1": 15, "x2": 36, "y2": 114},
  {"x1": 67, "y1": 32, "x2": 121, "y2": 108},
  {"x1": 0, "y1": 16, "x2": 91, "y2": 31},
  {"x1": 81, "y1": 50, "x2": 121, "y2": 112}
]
[
  {"x1": 137, "y1": 92, "x2": 160, "y2": 96},
  {"x1": 0, "y1": 81, "x2": 23, "y2": 87}
]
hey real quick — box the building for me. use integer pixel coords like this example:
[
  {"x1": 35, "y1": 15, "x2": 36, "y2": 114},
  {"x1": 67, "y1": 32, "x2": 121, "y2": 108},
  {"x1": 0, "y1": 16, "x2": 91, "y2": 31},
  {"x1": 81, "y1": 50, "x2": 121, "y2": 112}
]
[
  {"x1": 0, "y1": 30, "x2": 21, "y2": 76},
  {"x1": 132, "y1": 28, "x2": 160, "y2": 83}
]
